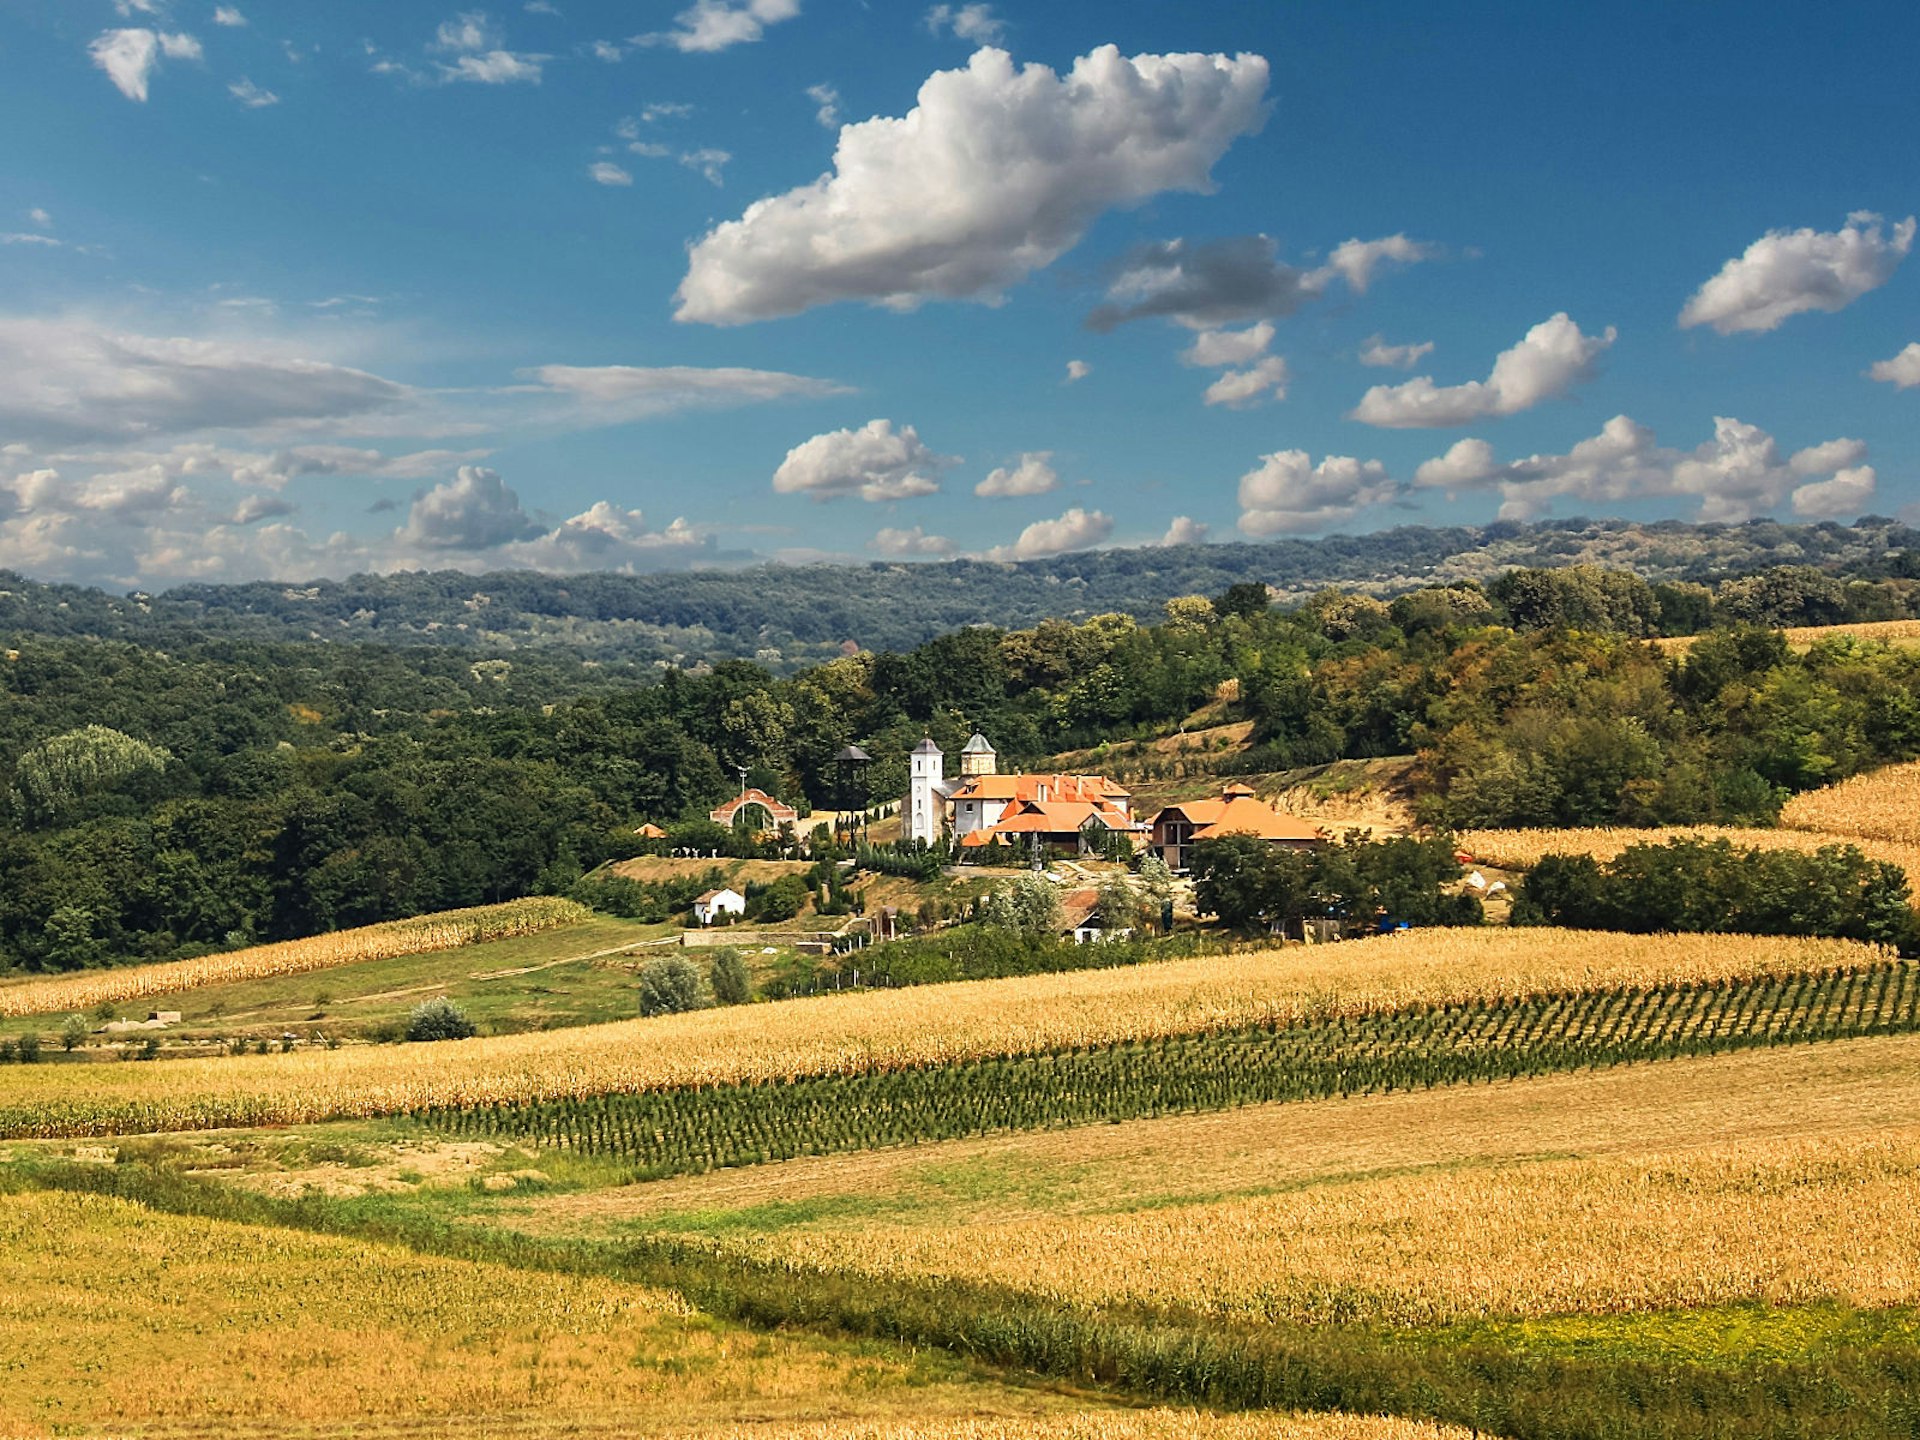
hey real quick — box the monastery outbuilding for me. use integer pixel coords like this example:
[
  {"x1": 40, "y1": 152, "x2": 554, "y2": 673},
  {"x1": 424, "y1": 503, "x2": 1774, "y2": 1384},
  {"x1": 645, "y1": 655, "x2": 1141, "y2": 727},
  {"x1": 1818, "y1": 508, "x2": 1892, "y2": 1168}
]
[{"x1": 1148, "y1": 783, "x2": 1326, "y2": 871}]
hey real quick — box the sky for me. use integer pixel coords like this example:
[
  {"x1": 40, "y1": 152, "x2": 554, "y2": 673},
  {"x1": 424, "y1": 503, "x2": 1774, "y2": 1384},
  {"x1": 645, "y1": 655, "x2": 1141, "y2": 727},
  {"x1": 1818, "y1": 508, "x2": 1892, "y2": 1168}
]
[{"x1": 1, "y1": 0, "x2": 1916, "y2": 590}]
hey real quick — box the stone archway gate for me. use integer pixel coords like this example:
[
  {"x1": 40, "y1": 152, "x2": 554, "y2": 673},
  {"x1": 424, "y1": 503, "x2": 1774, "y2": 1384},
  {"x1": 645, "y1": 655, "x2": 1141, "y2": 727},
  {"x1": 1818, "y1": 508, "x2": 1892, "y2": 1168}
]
[{"x1": 710, "y1": 787, "x2": 799, "y2": 829}]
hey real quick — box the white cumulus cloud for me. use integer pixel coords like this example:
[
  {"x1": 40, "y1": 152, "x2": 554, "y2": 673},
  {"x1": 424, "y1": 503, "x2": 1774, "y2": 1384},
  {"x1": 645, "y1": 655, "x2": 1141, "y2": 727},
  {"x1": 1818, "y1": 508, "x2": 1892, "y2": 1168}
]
[
  {"x1": 589, "y1": 161, "x2": 633, "y2": 186},
  {"x1": 1350, "y1": 313, "x2": 1615, "y2": 428},
  {"x1": 638, "y1": 0, "x2": 800, "y2": 54},
  {"x1": 1237, "y1": 451, "x2": 1394, "y2": 535},
  {"x1": 1160, "y1": 515, "x2": 1208, "y2": 546},
  {"x1": 1359, "y1": 334, "x2": 1434, "y2": 369},
  {"x1": 676, "y1": 45, "x2": 1269, "y2": 324},
  {"x1": 1412, "y1": 414, "x2": 1876, "y2": 523},
  {"x1": 1204, "y1": 356, "x2": 1289, "y2": 409},
  {"x1": 806, "y1": 82, "x2": 840, "y2": 128},
  {"x1": 1064, "y1": 359, "x2": 1090, "y2": 383},
  {"x1": 400, "y1": 465, "x2": 544, "y2": 549},
  {"x1": 870, "y1": 524, "x2": 954, "y2": 556},
  {"x1": 984, "y1": 506, "x2": 1112, "y2": 561},
  {"x1": 1180, "y1": 321, "x2": 1272, "y2": 368},
  {"x1": 974, "y1": 451, "x2": 1058, "y2": 498},
  {"x1": 773, "y1": 419, "x2": 952, "y2": 502},
  {"x1": 1679, "y1": 212, "x2": 1916, "y2": 335},
  {"x1": 1868, "y1": 342, "x2": 1920, "y2": 390},
  {"x1": 213, "y1": 7, "x2": 247, "y2": 25}
]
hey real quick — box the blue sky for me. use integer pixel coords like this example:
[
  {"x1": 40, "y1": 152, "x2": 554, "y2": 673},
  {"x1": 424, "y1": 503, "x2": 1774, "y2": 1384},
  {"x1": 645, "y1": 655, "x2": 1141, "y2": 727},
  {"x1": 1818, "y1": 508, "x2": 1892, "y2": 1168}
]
[{"x1": 1, "y1": 0, "x2": 1916, "y2": 588}]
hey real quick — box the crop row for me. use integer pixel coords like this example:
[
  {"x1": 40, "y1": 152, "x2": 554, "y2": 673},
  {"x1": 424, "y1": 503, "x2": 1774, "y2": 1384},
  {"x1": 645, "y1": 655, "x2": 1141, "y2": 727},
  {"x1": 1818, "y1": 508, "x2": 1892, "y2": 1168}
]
[
  {"x1": 4, "y1": 930, "x2": 1868, "y2": 1139},
  {"x1": 0, "y1": 897, "x2": 593, "y2": 1018},
  {"x1": 425, "y1": 961, "x2": 1920, "y2": 1173}
]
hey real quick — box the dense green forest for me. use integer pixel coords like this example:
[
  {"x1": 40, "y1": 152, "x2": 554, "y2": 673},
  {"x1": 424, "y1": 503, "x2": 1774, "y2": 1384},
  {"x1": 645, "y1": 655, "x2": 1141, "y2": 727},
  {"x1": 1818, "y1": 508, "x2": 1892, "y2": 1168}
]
[
  {"x1": 9, "y1": 548, "x2": 1920, "y2": 974},
  {"x1": 8, "y1": 515, "x2": 1920, "y2": 671}
]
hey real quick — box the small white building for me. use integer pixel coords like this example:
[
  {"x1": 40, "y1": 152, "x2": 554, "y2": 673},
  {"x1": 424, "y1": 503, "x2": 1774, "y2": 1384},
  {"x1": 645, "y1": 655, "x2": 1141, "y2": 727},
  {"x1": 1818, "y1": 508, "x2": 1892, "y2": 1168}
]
[{"x1": 692, "y1": 887, "x2": 746, "y2": 925}]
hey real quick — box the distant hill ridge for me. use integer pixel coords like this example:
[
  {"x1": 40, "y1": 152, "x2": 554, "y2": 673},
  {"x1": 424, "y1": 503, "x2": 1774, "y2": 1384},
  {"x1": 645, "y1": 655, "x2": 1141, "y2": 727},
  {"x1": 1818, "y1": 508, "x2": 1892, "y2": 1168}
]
[{"x1": 3, "y1": 516, "x2": 1915, "y2": 672}]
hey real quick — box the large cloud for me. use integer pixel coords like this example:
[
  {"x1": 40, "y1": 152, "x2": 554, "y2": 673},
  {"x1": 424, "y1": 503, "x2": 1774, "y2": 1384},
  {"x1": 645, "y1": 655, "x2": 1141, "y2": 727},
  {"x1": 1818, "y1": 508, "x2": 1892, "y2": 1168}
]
[
  {"x1": 870, "y1": 524, "x2": 955, "y2": 556},
  {"x1": 399, "y1": 465, "x2": 545, "y2": 549},
  {"x1": 984, "y1": 506, "x2": 1112, "y2": 561},
  {"x1": 974, "y1": 451, "x2": 1057, "y2": 497},
  {"x1": 1349, "y1": 313, "x2": 1615, "y2": 428},
  {"x1": 1412, "y1": 414, "x2": 1875, "y2": 523},
  {"x1": 500, "y1": 502, "x2": 708, "y2": 570},
  {"x1": 1087, "y1": 232, "x2": 1432, "y2": 331},
  {"x1": 1868, "y1": 342, "x2": 1920, "y2": 390},
  {"x1": 0, "y1": 317, "x2": 412, "y2": 443},
  {"x1": 675, "y1": 45, "x2": 1269, "y2": 324},
  {"x1": 1679, "y1": 212, "x2": 1915, "y2": 335},
  {"x1": 1203, "y1": 356, "x2": 1288, "y2": 408},
  {"x1": 1236, "y1": 451, "x2": 1394, "y2": 535},
  {"x1": 772, "y1": 419, "x2": 952, "y2": 501}
]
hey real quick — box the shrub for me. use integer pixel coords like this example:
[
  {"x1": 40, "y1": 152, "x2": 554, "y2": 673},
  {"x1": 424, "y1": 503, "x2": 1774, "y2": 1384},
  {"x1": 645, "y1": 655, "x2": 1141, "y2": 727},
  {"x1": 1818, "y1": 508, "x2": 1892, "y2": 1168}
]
[
  {"x1": 16, "y1": 1032, "x2": 41, "y2": 1063},
  {"x1": 638, "y1": 956, "x2": 709, "y2": 1017},
  {"x1": 708, "y1": 948, "x2": 752, "y2": 1006},
  {"x1": 406, "y1": 997, "x2": 477, "y2": 1043}
]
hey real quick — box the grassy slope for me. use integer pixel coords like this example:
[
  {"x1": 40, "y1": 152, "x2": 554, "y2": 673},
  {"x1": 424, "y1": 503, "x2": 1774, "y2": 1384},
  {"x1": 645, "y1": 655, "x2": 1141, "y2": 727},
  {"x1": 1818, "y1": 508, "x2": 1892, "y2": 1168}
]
[{"x1": 0, "y1": 915, "x2": 670, "y2": 1047}]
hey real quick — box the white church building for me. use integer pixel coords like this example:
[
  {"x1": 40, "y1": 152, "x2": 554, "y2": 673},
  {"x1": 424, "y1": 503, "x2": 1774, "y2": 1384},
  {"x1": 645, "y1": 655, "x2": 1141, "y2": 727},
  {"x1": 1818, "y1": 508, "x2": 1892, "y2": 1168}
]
[{"x1": 906, "y1": 734, "x2": 1141, "y2": 853}]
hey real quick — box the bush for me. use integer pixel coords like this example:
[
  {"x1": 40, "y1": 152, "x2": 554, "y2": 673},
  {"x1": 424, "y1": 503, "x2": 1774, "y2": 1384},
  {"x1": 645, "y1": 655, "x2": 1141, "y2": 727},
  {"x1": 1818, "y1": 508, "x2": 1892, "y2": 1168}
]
[
  {"x1": 406, "y1": 997, "x2": 477, "y2": 1042},
  {"x1": 708, "y1": 948, "x2": 752, "y2": 1006},
  {"x1": 60, "y1": 1014, "x2": 87, "y2": 1052},
  {"x1": 16, "y1": 1031, "x2": 41, "y2": 1063},
  {"x1": 638, "y1": 955, "x2": 709, "y2": 1017}
]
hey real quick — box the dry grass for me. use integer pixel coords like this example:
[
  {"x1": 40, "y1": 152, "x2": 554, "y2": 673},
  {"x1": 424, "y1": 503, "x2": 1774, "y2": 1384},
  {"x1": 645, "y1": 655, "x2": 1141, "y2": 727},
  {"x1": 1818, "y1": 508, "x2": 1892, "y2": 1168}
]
[
  {"x1": 734, "y1": 1127, "x2": 1920, "y2": 1328},
  {"x1": 1654, "y1": 619, "x2": 1920, "y2": 654},
  {"x1": 511, "y1": 1031, "x2": 1920, "y2": 1238},
  {"x1": 0, "y1": 928, "x2": 1882, "y2": 1138},
  {"x1": 0, "y1": 898, "x2": 592, "y2": 1019},
  {"x1": 1459, "y1": 824, "x2": 1920, "y2": 889},
  {"x1": 664, "y1": 1416, "x2": 1473, "y2": 1440},
  {"x1": 0, "y1": 1189, "x2": 1092, "y2": 1438},
  {"x1": 1780, "y1": 759, "x2": 1920, "y2": 844}
]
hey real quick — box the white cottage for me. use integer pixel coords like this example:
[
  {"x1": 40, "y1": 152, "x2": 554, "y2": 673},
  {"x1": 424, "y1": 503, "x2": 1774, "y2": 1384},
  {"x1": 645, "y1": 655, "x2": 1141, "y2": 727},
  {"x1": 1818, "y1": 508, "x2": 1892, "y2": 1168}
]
[{"x1": 692, "y1": 887, "x2": 746, "y2": 925}]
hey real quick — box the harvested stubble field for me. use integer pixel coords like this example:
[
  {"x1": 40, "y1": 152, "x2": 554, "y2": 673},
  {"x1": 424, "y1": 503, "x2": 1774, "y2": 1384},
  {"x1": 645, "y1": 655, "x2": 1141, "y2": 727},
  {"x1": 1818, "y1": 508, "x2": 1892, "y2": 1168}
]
[
  {"x1": 505, "y1": 1030, "x2": 1920, "y2": 1239},
  {"x1": 1780, "y1": 758, "x2": 1920, "y2": 844},
  {"x1": 1460, "y1": 824, "x2": 1920, "y2": 887},
  {"x1": 0, "y1": 1188, "x2": 1092, "y2": 1438},
  {"x1": 0, "y1": 929, "x2": 1880, "y2": 1138},
  {"x1": 0, "y1": 897, "x2": 591, "y2": 1019},
  {"x1": 721, "y1": 1127, "x2": 1920, "y2": 1328}
]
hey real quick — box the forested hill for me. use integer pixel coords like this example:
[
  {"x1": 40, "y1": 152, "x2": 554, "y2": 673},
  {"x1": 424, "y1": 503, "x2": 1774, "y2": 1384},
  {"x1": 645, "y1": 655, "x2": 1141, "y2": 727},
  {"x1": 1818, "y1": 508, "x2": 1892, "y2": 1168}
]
[{"x1": 6, "y1": 516, "x2": 1919, "y2": 672}]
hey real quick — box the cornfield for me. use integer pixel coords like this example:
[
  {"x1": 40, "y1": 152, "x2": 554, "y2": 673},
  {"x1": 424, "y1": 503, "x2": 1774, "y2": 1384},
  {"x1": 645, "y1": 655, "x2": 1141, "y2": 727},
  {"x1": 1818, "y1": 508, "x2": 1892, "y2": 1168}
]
[
  {"x1": 0, "y1": 897, "x2": 591, "y2": 1019},
  {"x1": 430, "y1": 961, "x2": 1920, "y2": 1174},
  {"x1": 740, "y1": 1128, "x2": 1920, "y2": 1328},
  {"x1": 1654, "y1": 619, "x2": 1920, "y2": 654},
  {"x1": 1460, "y1": 825, "x2": 1920, "y2": 892},
  {"x1": 0, "y1": 928, "x2": 1886, "y2": 1138},
  {"x1": 1780, "y1": 759, "x2": 1920, "y2": 844},
  {"x1": 673, "y1": 1416, "x2": 1473, "y2": 1439}
]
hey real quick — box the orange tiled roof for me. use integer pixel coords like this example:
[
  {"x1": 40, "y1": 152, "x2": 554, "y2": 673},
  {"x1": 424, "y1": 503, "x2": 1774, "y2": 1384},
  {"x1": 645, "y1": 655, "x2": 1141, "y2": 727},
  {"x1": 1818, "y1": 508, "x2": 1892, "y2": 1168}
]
[
  {"x1": 1155, "y1": 791, "x2": 1324, "y2": 843},
  {"x1": 949, "y1": 772, "x2": 1129, "y2": 805}
]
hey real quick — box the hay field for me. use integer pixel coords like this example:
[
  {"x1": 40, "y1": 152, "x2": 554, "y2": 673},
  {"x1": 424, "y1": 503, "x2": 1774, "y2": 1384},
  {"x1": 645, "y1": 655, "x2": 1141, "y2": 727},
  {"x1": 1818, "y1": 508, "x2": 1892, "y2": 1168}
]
[
  {"x1": 0, "y1": 928, "x2": 1882, "y2": 1138},
  {"x1": 509, "y1": 1030, "x2": 1920, "y2": 1239},
  {"x1": 1459, "y1": 824, "x2": 1920, "y2": 885},
  {"x1": 0, "y1": 897, "x2": 591, "y2": 1019},
  {"x1": 727, "y1": 1127, "x2": 1920, "y2": 1328},
  {"x1": 0, "y1": 1189, "x2": 1071, "y2": 1438},
  {"x1": 1780, "y1": 759, "x2": 1920, "y2": 845}
]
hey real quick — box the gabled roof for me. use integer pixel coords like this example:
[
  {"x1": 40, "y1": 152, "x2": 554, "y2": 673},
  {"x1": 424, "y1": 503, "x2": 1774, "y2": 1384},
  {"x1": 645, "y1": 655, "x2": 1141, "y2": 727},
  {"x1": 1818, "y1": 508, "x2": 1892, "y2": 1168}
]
[
  {"x1": 949, "y1": 772, "x2": 1129, "y2": 805},
  {"x1": 989, "y1": 799, "x2": 1139, "y2": 834},
  {"x1": 694, "y1": 887, "x2": 742, "y2": 904},
  {"x1": 1153, "y1": 789, "x2": 1325, "y2": 844}
]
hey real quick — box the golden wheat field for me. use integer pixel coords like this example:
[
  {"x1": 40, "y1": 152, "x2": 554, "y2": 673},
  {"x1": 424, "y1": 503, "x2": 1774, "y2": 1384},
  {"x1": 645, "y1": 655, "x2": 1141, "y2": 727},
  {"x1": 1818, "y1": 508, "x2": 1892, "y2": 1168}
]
[
  {"x1": 0, "y1": 897, "x2": 592, "y2": 1019},
  {"x1": 1780, "y1": 759, "x2": 1920, "y2": 844},
  {"x1": 0, "y1": 929, "x2": 1883, "y2": 1138},
  {"x1": 511, "y1": 1031, "x2": 1920, "y2": 1240},
  {"x1": 0, "y1": 1191, "x2": 1470, "y2": 1440},
  {"x1": 730, "y1": 1128, "x2": 1920, "y2": 1328},
  {"x1": 1460, "y1": 824, "x2": 1920, "y2": 886},
  {"x1": 1653, "y1": 619, "x2": 1920, "y2": 654}
]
